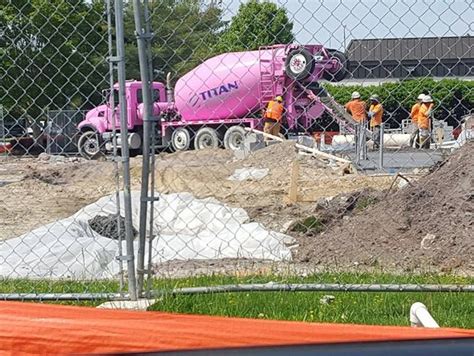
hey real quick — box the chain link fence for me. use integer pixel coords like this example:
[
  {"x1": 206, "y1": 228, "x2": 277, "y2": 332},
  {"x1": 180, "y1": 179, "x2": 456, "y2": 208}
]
[{"x1": 1, "y1": 0, "x2": 473, "y2": 326}]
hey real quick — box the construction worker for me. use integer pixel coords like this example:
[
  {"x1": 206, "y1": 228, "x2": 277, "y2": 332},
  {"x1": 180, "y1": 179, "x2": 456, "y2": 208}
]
[
  {"x1": 409, "y1": 94, "x2": 425, "y2": 148},
  {"x1": 418, "y1": 95, "x2": 434, "y2": 149},
  {"x1": 368, "y1": 94, "x2": 383, "y2": 149},
  {"x1": 345, "y1": 91, "x2": 367, "y2": 124},
  {"x1": 263, "y1": 96, "x2": 284, "y2": 140}
]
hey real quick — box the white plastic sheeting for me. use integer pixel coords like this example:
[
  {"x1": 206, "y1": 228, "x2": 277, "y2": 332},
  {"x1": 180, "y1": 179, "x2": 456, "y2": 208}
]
[
  {"x1": 227, "y1": 168, "x2": 269, "y2": 181},
  {"x1": 0, "y1": 192, "x2": 293, "y2": 279}
]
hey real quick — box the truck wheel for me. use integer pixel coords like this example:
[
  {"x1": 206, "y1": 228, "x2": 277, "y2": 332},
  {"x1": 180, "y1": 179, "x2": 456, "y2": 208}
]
[
  {"x1": 171, "y1": 127, "x2": 191, "y2": 151},
  {"x1": 323, "y1": 50, "x2": 349, "y2": 82},
  {"x1": 78, "y1": 131, "x2": 102, "y2": 159},
  {"x1": 285, "y1": 48, "x2": 315, "y2": 81},
  {"x1": 223, "y1": 126, "x2": 246, "y2": 150},
  {"x1": 194, "y1": 127, "x2": 219, "y2": 150}
]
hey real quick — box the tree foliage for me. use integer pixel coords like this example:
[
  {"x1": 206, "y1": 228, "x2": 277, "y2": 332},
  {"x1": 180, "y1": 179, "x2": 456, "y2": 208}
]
[
  {"x1": 1, "y1": 0, "x2": 108, "y2": 119},
  {"x1": 214, "y1": 0, "x2": 294, "y2": 53},
  {"x1": 123, "y1": 0, "x2": 225, "y2": 82}
]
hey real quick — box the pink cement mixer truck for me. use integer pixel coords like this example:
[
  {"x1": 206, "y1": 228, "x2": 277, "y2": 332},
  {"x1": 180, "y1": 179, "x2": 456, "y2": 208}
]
[{"x1": 77, "y1": 44, "x2": 349, "y2": 158}]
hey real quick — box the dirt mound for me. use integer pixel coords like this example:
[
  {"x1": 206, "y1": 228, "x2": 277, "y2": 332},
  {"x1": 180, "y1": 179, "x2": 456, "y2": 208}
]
[
  {"x1": 299, "y1": 142, "x2": 474, "y2": 274},
  {"x1": 24, "y1": 160, "x2": 115, "y2": 185},
  {"x1": 244, "y1": 141, "x2": 298, "y2": 168}
]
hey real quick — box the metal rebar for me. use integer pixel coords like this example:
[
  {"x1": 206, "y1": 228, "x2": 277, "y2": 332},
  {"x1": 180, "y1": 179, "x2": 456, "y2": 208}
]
[
  {"x1": 106, "y1": 0, "x2": 125, "y2": 295},
  {"x1": 132, "y1": 0, "x2": 154, "y2": 296},
  {"x1": 114, "y1": 0, "x2": 137, "y2": 301}
]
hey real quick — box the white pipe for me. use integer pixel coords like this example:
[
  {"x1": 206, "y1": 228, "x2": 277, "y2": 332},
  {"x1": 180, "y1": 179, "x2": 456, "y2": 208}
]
[
  {"x1": 245, "y1": 128, "x2": 351, "y2": 164},
  {"x1": 410, "y1": 302, "x2": 440, "y2": 328},
  {"x1": 332, "y1": 134, "x2": 411, "y2": 147}
]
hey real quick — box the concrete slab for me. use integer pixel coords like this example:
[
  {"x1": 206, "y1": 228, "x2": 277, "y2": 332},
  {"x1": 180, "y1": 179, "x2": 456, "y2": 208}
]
[
  {"x1": 96, "y1": 299, "x2": 157, "y2": 311},
  {"x1": 349, "y1": 150, "x2": 445, "y2": 172}
]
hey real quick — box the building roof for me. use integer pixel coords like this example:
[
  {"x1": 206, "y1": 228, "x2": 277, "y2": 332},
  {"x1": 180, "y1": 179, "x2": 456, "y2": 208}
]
[{"x1": 346, "y1": 36, "x2": 474, "y2": 62}]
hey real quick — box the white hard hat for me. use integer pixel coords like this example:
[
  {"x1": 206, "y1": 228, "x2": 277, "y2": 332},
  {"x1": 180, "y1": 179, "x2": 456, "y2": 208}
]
[
  {"x1": 351, "y1": 91, "x2": 361, "y2": 99},
  {"x1": 417, "y1": 94, "x2": 425, "y2": 100},
  {"x1": 422, "y1": 95, "x2": 433, "y2": 103},
  {"x1": 370, "y1": 94, "x2": 380, "y2": 102}
]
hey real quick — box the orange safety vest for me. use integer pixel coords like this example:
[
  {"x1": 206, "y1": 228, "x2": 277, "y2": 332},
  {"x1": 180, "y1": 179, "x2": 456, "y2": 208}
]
[
  {"x1": 344, "y1": 99, "x2": 366, "y2": 123},
  {"x1": 418, "y1": 103, "x2": 433, "y2": 130},
  {"x1": 265, "y1": 100, "x2": 284, "y2": 121},
  {"x1": 369, "y1": 103, "x2": 383, "y2": 127},
  {"x1": 410, "y1": 102, "x2": 421, "y2": 124}
]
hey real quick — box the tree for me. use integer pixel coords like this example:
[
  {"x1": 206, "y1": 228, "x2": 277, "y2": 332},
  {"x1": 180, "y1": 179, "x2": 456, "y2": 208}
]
[
  {"x1": 214, "y1": 0, "x2": 294, "y2": 53},
  {"x1": 0, "y1": 0, "x2": 108, "y2": 121},
  {"x1": 123, "y1": 0, "x2": 225, "y2": 82}
]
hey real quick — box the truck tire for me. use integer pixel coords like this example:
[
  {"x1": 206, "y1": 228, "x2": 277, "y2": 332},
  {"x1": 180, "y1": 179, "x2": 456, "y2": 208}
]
[
  {"x1": 78, "y1": 131, "x2": 103, "y2": 160},
  {"x1": 323, "y1": 50, "x2": 349, "y2": 82},
  {"x1": 171, "y1": 127, "x2": 191, "y2": 152},
  {"x1": 223, "y1": 126, "x2": 246, "y2": 150},
  {"x1": 285, "y1": 48, "x2": 315, "y2": 81},
  {"x1": 194, "y1": 127, "x2": 219, "y2": 150}
]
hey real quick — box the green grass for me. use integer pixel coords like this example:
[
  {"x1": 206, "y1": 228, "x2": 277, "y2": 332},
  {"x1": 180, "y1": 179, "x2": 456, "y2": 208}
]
[
  {"x1": 151, "y1": 290, "x2": 473, "y2": 328},
  {"x1": 290, "y1": 216, "x2": 325, "y2": 234},
  {"x1": 148, "y1": 273, "x2": 474, "y2": 329},
  {"x1": 1, "y1": 273, "x2": 472, "y2": 328}
]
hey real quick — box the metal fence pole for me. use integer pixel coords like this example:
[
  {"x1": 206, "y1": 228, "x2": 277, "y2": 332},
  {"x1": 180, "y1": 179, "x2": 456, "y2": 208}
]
[
  {"x1": 0, "y1": 105, "x2": 4, "y2": 156},
  {"x1": 379, "y1": 123, "x2": 384, "y2": 170},
  {"x1": 363, "y1": 122, "x2": 368, "y2": 160},
  {"x1": 115, "y1": 0, "x2": 137, "y2": 301},
  {"x1": 106, "y1": 0, "x2": 125, "y2": 294},
  {"x1": 144, "y1": 0, "x2": 158, "y2": 298},
  {"x1": 133, "y1": 0, "x2": 154, "y2": 296},
  {"x1": 355, "y1": 124, "x2": 360, "y2": 165}
]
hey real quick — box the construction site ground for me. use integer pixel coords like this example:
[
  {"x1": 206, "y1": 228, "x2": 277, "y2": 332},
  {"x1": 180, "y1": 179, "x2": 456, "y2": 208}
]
[{"x1": 0, "y1": 141, "x2": 472, "y2": 276}]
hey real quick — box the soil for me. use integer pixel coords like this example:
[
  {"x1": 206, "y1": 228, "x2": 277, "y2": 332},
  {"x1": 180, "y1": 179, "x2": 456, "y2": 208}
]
[
  {"x1": 298, "y1": 142, "x2": 474, "y2": 274},
  {"x1": 2, "y1": 142, "x2": 471, "y2": 275},
  {"x1": 89, "y1": 214, "x2": 138, "y2": 240}
]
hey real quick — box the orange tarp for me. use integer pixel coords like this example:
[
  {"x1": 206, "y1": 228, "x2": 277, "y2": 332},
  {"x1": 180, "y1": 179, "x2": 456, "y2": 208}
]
[{"x1": 0, "y1": 301, "x2": 473, "y2": 355}]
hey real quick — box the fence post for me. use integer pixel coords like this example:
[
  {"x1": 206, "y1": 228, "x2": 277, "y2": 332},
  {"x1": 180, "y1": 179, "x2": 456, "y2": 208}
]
[
  {"x1": 355, "y1": 124, "x2": 360, "y2": 165},
  {"x1": 379, "y1": 123, "x2": 384, "y2": 170},
  {"x1": 0, "y1": 105, "x2": 5, "y2": 156},
  {"x1": 355, "y1": 122, "x2": 367, "y2": 165},
  {"x1": 143, "y1": 0, "x2": 158, "y2": 298},
  {"x1": 114, "y1": 0, "x2": 138, "y2": 301},
  {"x1": 106, "y1": 0, "x2": 125, "y2": 294},
  {"x1": 132, "y1": 0, "x2": 155, "y2": 297}
]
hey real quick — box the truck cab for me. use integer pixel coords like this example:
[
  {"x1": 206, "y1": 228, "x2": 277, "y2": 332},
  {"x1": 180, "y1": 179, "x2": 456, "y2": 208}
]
[{"x1": 77, "y1": 81, "x2": 168, "y2": 158}]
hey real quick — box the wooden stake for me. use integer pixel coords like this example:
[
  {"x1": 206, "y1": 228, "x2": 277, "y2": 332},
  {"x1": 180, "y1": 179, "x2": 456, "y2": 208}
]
[{"x1": 287, "y1": 160, "x2": 300, "y2": 204}]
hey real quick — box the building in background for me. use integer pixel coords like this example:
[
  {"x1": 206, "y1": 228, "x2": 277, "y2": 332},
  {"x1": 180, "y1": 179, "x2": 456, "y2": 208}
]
[{"x1": 343, "y1": 35, "x2": 474, "y2": 85}]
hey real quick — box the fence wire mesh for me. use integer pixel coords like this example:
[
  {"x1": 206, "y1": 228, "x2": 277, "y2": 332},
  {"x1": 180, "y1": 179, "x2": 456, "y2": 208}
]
[{"x1": 0, "y1": 0, "x2": 473, "y2": 326}]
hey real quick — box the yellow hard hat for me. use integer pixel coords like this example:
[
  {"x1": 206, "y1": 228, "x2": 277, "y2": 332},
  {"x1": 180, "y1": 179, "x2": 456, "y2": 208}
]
[{"x1": 275, "y1": 96, "x2": 283, "y2": 102}]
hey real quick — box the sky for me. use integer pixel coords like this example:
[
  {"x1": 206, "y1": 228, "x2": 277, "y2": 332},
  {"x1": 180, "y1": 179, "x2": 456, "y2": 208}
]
[{"x1": 219, "y1": 0, "x2": 473, "y2": 50}]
